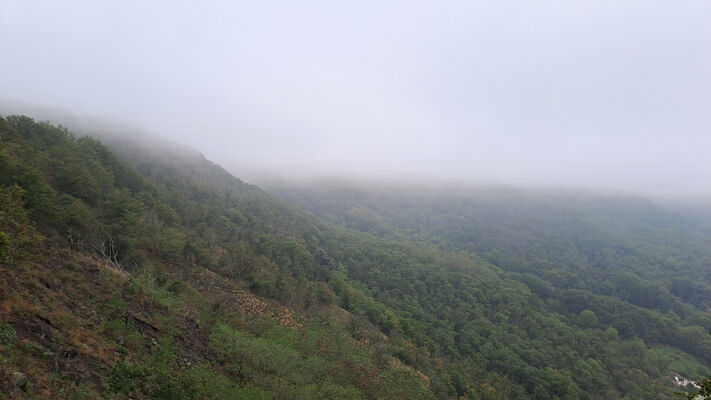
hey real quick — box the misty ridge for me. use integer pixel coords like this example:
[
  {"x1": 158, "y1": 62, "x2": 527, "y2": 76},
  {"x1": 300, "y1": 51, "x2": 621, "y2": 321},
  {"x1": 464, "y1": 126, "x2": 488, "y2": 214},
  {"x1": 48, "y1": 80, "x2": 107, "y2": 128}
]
[
  {"x1": 4, "y1": 102, "x2": 711, "y2": 248},
  {"x1": 0, "y1": 101, "x2": 711, "y2": 239},
  {"x1": 2, "y1": 99, "x2": 711, "y2": 247},
  {"x1": 1, "y1": 100, "x2": 709, "y2": 225}
]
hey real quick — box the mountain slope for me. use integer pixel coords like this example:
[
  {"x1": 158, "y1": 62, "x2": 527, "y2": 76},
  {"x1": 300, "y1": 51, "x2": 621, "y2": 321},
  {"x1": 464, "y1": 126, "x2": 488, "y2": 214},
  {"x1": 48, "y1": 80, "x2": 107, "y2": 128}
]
[
  {"x1": 1, "y1": 115, "x2": 710, "y2": 399},
  {"x1": 0, "y1": 116, "x2": 433, "y2": 399},
  {"x1": 269, "y1": 181, "x2": 711, "y2": 316},
  {"x1": 268, "y1": 181, "x2": 711, "y2": 394}
]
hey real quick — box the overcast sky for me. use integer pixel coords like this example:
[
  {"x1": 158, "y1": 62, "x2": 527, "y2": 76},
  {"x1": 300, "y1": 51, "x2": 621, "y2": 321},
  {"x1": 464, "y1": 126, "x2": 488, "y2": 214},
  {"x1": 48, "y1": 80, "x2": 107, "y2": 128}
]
[{"x1": 1, "y1": 1, "x2": 710, "y2": 197}]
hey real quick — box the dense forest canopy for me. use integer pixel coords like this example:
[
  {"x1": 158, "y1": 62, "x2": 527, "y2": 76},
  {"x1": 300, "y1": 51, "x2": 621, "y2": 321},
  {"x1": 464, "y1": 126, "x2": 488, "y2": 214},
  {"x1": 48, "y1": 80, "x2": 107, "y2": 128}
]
[{"x1": 1, "y1": 116, "x2": 710, "y2": 399}]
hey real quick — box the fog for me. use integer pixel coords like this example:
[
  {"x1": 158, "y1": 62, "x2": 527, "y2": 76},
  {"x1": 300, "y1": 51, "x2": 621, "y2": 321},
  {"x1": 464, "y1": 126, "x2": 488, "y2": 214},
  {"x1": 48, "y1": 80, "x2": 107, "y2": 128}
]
[{"x1": 1, "y1": 1, "x2": 710, "y2": 198}]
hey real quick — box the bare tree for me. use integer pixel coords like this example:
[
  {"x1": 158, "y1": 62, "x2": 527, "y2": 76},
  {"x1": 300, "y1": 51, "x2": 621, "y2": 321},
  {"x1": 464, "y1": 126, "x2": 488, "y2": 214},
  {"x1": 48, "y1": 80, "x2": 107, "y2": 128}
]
[{"x1": 92, "y1": 236, "x2": 123, "y2": 271}]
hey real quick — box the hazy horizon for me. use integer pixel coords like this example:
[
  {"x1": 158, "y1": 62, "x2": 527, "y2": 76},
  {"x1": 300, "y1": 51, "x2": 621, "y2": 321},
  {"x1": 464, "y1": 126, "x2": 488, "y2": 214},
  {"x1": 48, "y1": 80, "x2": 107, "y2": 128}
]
[{"x1": 1, "y1": 1, "x2": 710, "y2": 199}]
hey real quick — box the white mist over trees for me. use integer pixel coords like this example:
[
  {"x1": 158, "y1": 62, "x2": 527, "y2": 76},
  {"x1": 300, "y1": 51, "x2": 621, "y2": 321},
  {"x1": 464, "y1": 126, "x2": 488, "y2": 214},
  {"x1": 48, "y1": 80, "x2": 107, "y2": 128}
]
[{"x1": 1, "y1": 1, "x2": 710, "y2": 197}]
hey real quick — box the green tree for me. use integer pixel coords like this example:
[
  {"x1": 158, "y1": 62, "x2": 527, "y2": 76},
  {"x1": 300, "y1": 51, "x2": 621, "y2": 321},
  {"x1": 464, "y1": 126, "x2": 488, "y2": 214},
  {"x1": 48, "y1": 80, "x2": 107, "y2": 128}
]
[
  {"x1": 0, "y1": 185, "x2": 44, "y2": 263},
  {"x1": 580, "y1": 309, "x2": 599, "y2": 328}
]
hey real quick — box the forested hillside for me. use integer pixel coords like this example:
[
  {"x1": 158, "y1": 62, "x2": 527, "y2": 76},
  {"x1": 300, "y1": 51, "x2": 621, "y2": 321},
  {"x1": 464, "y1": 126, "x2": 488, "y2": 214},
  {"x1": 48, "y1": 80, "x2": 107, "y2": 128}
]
[
  {"x1": 2, "y1": 116, "x2": 710, "y2": 399},
  {"x1": 268, "y1": 181, "x2": 711, "y2": 397},
  {"x1": 0, "y1": 116, "x2": 433, "y2": 399},
  {"x1": 269, "y1": 182, "x2": 711, "y2": 315}
]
